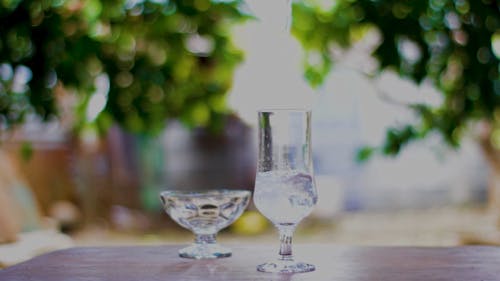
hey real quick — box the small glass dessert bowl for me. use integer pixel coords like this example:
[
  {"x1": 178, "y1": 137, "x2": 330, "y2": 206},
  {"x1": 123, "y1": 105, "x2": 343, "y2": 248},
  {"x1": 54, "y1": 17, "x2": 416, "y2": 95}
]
[{"x1": 160, "y1": 189, "x2": 251, "y2": 259}]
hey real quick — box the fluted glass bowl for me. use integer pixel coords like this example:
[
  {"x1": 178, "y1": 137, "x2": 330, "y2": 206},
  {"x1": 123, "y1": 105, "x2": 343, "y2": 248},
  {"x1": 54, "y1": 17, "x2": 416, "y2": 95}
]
[{"x1": 160, "y1": 189, "x2": 251, "y2": 259}]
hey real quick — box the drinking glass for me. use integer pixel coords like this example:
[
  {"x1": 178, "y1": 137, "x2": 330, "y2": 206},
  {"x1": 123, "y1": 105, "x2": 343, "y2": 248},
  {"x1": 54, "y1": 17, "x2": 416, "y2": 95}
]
[
  {"x1": 254, "y1": 109, "x2": 318, "y2": 273},
  {"x1": 160, "y1": 189, "x2": 251, "y2": 259}
]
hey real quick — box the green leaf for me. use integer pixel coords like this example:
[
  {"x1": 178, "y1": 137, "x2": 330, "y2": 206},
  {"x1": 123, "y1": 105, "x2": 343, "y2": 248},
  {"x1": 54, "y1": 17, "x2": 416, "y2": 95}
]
[{"x1": 356, "y1": 146, "x2": 375, "y2": 162}]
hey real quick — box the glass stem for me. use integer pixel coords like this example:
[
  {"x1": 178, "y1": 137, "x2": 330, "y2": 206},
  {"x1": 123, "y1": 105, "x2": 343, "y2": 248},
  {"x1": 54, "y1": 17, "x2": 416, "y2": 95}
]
[
  {"x1": 278, "y1": 225, "x2": 295, "y2": 261},
  {"x1": 195, "y1": 234, "x2": 216, "y2": 244}
]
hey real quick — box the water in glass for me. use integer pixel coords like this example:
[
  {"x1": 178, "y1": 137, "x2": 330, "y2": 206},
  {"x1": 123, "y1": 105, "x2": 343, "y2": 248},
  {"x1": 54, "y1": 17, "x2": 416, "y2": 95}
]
[{"x1": 254, "y1": 109, "x2": 317, "y2": 273}]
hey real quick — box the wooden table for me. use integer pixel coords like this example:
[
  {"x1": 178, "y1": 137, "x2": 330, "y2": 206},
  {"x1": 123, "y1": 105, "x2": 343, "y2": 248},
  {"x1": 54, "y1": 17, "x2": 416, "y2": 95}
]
[{"x1": 1, "y1": 244, "x2": 500, "y2": 280}]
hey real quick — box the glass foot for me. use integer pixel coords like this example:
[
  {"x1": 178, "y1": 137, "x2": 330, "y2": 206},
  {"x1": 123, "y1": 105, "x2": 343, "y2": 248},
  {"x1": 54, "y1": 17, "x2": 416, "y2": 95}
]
[
  {"x1": 178, "y1": 243, "x2": 232, "y2": 259},
  {"x1": 257, "y1": 260, "x2": 315, "y2": 273}
]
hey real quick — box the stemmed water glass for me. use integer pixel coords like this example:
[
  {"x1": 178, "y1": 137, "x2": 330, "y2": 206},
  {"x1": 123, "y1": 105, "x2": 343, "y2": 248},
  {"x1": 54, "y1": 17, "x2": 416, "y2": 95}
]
[{"x1": 253, "y1": 109, "x2": 318, "y2": 273}]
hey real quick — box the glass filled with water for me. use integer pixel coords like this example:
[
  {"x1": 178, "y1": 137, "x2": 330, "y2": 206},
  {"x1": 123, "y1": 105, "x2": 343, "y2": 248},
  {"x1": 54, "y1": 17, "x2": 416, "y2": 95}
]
[
  {"x1": 254, "y1": 109, "x2": 317, "y2": 273},
  {"x1": 160, "y1": 189, "x2": 251, "y2": 259}
]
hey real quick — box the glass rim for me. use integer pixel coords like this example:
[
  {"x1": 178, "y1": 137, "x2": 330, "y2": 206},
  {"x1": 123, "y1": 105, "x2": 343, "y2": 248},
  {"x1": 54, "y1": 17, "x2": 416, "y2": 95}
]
[
  {"x1": 160, "y1": 189, "x2": 251, "y2": 198},
  {"x1": 257, "y1": 108, "x2": 311, "y2": 113}
]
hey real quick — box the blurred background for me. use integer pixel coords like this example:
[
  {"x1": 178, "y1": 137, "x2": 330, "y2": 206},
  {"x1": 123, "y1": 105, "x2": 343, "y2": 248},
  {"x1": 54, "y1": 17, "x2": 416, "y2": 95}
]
[{"x1": 0, "y1": 0, "x2": 499, "y2": 268}]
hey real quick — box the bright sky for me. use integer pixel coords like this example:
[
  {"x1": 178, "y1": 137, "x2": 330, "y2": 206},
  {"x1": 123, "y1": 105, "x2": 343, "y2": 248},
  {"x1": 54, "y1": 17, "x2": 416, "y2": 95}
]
[{"x1": 228, "y1": 0, "x2": 315, "y2": 126}]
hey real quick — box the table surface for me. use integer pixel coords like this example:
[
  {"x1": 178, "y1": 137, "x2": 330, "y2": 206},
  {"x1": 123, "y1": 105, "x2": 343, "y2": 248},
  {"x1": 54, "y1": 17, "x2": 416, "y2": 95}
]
[{"x1": 1, "y1": 244, "x2": 500, "y2": 281}]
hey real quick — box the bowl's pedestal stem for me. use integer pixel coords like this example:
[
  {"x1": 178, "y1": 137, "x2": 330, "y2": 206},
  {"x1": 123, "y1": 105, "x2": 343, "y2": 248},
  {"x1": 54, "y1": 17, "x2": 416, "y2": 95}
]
[{"x1": 178, "y1": 233, "x2": 232, "y2": 259}]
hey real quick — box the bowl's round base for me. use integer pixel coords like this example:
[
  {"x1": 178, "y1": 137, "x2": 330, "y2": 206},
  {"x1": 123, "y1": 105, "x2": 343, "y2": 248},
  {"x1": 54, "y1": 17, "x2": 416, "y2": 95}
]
[
  {"x1": 257, "y1": 260, "x2": 315, "y2": 273},
  {"x1": 178, "y1": 243, "x2": 232, "y2": 259}
]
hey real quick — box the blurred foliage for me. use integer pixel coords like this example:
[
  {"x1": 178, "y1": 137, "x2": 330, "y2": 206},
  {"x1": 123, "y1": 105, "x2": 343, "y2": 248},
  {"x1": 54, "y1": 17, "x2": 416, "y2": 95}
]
[
  {"x1": 293, "y1": 0, "x2": 500, "y2": 156},
  {"x1": 2, "y1": 0, "x2": 499, "y2": 154},
  {"x1": 0, "y1": 0, "x2": 247, "y2": 135}
]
